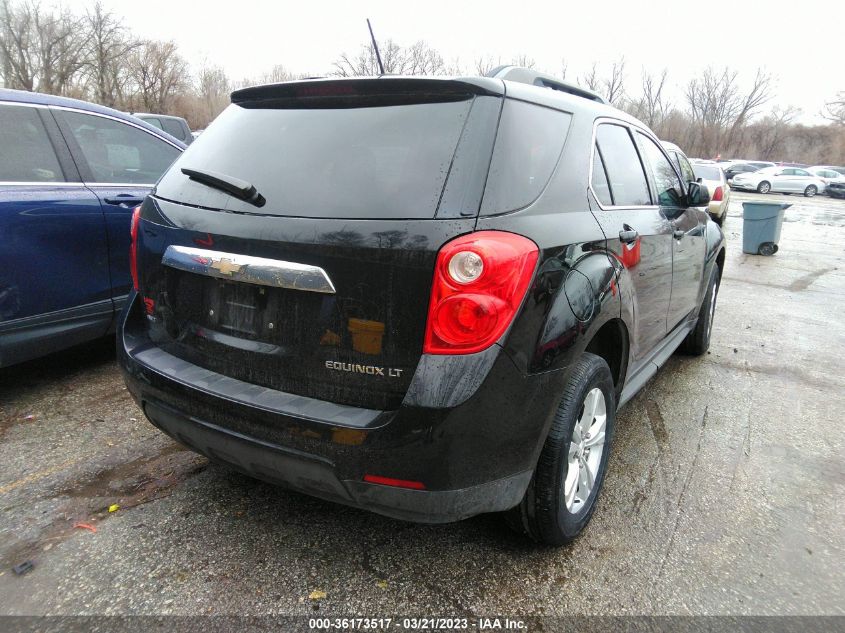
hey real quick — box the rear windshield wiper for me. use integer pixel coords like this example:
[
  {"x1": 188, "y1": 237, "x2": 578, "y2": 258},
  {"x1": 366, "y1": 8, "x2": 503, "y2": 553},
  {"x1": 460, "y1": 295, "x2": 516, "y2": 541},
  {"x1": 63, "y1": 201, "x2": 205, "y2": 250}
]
[{"x1": 181, "y1": 167, "x2": 266, "y2": 208}]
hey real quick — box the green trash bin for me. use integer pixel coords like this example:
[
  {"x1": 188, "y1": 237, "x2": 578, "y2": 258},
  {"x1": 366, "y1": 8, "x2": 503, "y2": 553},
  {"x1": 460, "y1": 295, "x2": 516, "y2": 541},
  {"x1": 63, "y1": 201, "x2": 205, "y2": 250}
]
[{"x1": 742, "y1": 201, "x2": 791, "y2": 255}]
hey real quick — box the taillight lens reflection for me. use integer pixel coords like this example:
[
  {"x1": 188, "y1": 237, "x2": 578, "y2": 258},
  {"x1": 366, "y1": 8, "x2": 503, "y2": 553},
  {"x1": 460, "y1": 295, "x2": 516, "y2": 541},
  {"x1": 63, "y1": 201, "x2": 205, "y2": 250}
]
[
  {"x1": 129, "y1": 206, "x2": 141, "y2": 291},
  {"x1": 423, "y1": 231, "x2": 539, "y2": 355}
]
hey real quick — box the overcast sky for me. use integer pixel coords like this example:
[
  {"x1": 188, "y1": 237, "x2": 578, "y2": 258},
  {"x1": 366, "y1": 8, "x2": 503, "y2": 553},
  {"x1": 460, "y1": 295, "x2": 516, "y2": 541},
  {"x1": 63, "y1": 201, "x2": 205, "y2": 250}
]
[{"x1": 67, "y1": 0, "x2": 841, "y2": 124}]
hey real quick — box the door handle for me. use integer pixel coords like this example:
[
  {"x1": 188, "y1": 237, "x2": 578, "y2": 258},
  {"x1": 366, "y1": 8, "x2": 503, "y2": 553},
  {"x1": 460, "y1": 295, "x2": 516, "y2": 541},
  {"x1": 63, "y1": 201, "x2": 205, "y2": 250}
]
[
  {"x1": 619, "y1": 229, "x2": 639, "y2": 244},
  {"x1": 104, "y1": 196, "x2": 145, "y2": 207},
  {"x1": 673, "y1": 229, "x2": 685, "y2": 240}
]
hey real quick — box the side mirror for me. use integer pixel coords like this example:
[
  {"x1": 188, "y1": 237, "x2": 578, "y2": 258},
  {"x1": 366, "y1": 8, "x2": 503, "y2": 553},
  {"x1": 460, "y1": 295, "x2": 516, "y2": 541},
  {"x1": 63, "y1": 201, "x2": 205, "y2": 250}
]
[{"x1": 687, "y1": 181, "x2": 710, "y2": 207}]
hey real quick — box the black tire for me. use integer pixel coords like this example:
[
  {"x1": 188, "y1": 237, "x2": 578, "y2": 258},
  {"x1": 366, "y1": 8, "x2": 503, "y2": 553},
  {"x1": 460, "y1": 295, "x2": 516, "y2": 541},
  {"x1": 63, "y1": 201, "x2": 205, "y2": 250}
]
[
  {"x1": 506, "y1": 353, "x2": 616, "y2": 546},
  {"x1": 679, "y1": 265, "x2": 720, "y2": 355},
  {"x1": 804, "y1": 185, "x2": 817, "y2": 197},
  {"x1": 756, "y1": 181, "x2": 771, "y2": 194},
  {"x1": 758, "y1": 242, "x2": 778, "y2": 256},
  {"x1": 711, "y1": 211, "x2": 725, "y2": 227}
]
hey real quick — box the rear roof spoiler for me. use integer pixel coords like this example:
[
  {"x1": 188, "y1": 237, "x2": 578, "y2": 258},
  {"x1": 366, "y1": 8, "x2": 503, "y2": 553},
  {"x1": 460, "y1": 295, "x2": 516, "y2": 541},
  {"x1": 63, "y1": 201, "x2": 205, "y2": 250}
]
[
  {"x1": 231, "y1": 77, "x2": 505, "y2": 106},
  {"x1": 486, "y1": 66, "x2": 608, "y2": 104}
]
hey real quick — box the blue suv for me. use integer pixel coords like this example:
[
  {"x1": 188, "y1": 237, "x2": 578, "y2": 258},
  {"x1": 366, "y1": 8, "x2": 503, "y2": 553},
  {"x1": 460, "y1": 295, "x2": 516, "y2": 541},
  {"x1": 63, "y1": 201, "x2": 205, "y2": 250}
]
[{"x1": 0, "y1": 89, "x2": 185, "y2": 367}]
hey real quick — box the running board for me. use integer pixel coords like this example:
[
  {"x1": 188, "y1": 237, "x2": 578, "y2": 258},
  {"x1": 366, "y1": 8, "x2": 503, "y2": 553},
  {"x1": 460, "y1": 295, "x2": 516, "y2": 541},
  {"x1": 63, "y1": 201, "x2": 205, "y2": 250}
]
[{"x1": 618, "y1": 322, "x2": 692, "y2": 408}]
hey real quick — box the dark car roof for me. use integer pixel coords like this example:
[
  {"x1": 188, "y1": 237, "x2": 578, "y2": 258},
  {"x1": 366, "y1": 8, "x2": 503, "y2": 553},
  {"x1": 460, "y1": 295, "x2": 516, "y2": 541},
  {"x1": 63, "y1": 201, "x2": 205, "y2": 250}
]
[{"x1": 0, "y1": 88, "x2": 187, "y2": 149}]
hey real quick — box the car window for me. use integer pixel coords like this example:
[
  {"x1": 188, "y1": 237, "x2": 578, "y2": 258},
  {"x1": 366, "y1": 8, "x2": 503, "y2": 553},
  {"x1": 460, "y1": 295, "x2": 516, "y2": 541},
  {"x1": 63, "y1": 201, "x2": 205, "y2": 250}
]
[
  {"x1": 636, "y1": 132, "x2": 683, "y2": 207},
  {"x1": 676, "y1": 153, "x2": 696, "y2": 183},
  {"x1": 781, "y1": 168, "x2": 795, "y2": 176},
  {"x1": 161, "y1": 118, "x2": 186, "y2": 141},
  {"x1": 481, "y1": 100, "x2": 571, "y2": 215},
  {"x1": 694, "y1": 164, "x2": 722, "y2": 180},
  {"x1": 591, "y1": 147, "x2": 613, "y2": 206},
  {"x1": 141, "y1": 117, "x2": 164, "y2": 130},
  {"x1": 62, "y1": 111, "x2": 180, "y2": 184},
  {"x1": 594, "y1": 124, "x2": 651, "y2": 206},
  {"x1": 0, "y1": 104, "x2": 65, "y2": 182},
  {"x1": 795, "y1": 169, "x2": 810, "y2": 177}
]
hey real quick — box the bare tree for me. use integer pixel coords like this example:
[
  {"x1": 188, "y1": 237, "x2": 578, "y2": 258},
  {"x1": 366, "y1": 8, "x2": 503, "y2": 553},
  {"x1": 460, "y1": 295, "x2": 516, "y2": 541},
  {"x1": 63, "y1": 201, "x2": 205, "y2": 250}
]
[
  {"x1": 127, "y1": 40, "x2": 188, "y2": 112},
  {"x1": 685, "y1": 66, "x2": 772, "y2": 157},
  {"x1": 0, "y1": 0, "x2": 88, "y2": 94},
  {"x1": 333, "y1": 39, "x2": 405, "y2": 76},
  {"x1": 559, "y1": 59, "x2": 568, "y2": 81},
  {"x1": 631, "y1": 68, "x2": 669, "y2": 129},
  {"x1": 83, "y1": 2, "x2": 138, "y2": 107},
  {"x1": 474, "y1": 55, "x2": 500, "y2": 76},
  {"x1": 195, "y1": 62, "x2": 229, "y2": 122},
  {"x1": 0, "y1": 0, "x2": 36, "y2": 90},
  {"x1": 823, "y1": 92, "x2": 845, "y2": 125},
  {"x1": 580, "y1": 63, "x2": 599, "y2": 92},
  {"x1": 602, "y1": 57, "x2": 625, "y2": 105}
]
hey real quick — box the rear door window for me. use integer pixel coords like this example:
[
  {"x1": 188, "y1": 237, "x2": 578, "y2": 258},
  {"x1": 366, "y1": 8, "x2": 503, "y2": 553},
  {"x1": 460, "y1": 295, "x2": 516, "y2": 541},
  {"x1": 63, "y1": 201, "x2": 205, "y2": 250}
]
[
  {"x1": 594, "y1": 123, "x2": 651, "y2": 206},
  {"x1": 0, "y1": 104, "x2": 65, "y2": 182},
  {"x1": 479, "y1": 100, "x2": 571, "y2": 215},
  {"x1": 60, "y1": 111, "x2": 180, "y2": 184},
  {"x1": 156, "y1": 99, "x2": 475, "y2": 219}
]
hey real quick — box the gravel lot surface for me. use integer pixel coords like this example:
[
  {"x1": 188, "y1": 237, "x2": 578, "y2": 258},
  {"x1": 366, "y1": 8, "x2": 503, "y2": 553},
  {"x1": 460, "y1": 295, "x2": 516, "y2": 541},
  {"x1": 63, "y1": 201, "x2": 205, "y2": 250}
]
[{"x1": 1, "y1": 191, "x2": 843, "y2": 616}]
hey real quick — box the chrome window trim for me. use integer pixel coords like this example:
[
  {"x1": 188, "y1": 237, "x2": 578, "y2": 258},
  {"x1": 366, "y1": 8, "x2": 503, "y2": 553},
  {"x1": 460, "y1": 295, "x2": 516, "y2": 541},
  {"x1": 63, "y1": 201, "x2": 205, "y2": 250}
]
[
  {"x1": 162, "y1": 245, "x2": 337, "y2": 295},
  {"x1": 0, "y1": 181, "x2": 154, "y2": 187},
  {"x1": 0, "y1": 181, "x2": 85, "y2": 187},
  {"x1": 588, "y1": 117, "x2": 659, "y2": 211}
]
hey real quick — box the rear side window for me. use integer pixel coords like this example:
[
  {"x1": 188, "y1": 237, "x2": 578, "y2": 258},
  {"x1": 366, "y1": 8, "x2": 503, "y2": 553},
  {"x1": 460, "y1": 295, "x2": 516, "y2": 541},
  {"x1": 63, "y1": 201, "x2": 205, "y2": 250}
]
[
  {"x1": 594, "y1": 124, "x2": 651, "y2": 206},
  {"x1": 694, "y1": 164, "x2": 722, "y2": 180},
  {"x1": 162, "y1": 118, "x2": 187, "y2": 140},
  {"x1": 62, "y1": 111, "x2": 180, "y2": 184},
  {"x1": 156, "y1": 99, "x2": 473, "y2": 219},
  {"x1": 0, "y1": 104, "x2": 64, "y2": 182},
  {"x1": 480, "y1": 100, "x2": 571, "y2": 215},
  {"x1": 637, "y1": 133, "x2": 683, "y2": 207},
  {"x1": 141, "y1": 117, "x2": 164, "y2": 130}
]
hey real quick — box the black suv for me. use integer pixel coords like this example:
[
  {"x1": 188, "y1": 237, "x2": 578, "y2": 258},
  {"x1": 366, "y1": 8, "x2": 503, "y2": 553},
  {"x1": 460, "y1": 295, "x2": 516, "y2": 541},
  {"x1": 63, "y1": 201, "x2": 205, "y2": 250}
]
[{"x1": 119, "y1": 68, "x2": 724, "y2": 545}]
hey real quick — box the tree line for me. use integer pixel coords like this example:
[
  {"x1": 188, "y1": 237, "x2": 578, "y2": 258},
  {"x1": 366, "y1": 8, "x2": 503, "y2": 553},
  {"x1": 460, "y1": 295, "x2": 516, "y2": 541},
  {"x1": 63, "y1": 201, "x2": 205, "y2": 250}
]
[{"x1": 2, "y1": 0, "x2": 843, "y2": 164}]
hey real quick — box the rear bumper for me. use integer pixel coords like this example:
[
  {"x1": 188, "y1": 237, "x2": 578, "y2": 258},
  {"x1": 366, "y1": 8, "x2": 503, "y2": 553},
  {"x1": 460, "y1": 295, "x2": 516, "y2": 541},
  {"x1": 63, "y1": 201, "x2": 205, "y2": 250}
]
[{"x1": 119, "y1": 293, "x2": 562, "y2": 523}]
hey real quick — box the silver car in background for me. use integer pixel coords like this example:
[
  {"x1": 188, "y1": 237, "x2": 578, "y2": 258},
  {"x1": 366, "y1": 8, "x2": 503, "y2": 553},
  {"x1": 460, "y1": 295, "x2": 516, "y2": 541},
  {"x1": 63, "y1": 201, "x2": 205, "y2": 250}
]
[{"x1": 730, "y1": 166, "x2": 826, "y2": 197}]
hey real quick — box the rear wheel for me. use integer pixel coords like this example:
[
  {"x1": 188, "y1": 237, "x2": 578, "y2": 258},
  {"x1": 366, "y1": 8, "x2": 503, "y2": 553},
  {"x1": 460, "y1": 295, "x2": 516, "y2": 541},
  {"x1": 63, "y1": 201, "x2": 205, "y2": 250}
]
[
  {"x1": 757, "y1": 181, "x2": 771, "y2": 194},
  {"x1": 680, "y1": 265, "x2": 720, "y2": 355},
  {"x1": 711, "y1": 210, "x2": 725, "y2": 227},
  {"x1": 506, "y1": 353, "x2": 615, "y2": 545},
  {"x1": 804, "y1": 185, "x2": 817, "y2": 197}
]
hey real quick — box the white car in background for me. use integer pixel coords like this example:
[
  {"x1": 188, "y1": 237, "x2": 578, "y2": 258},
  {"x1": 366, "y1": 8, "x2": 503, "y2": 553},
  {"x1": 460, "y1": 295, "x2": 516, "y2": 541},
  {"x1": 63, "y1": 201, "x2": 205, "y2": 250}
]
[
  {"x1": 730, "y1": 166, "x2": 826, "y2": 197},
  {"x1": 807, "y1": 167, "x2": 845, "y2": 192}
]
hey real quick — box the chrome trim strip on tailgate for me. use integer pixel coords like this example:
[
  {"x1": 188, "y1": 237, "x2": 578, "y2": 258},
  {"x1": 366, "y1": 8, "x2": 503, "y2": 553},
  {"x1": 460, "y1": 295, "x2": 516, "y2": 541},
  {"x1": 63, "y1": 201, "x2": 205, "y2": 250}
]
[{"x1": 162, "y1": 245, "x2": 336, "y2": 294}]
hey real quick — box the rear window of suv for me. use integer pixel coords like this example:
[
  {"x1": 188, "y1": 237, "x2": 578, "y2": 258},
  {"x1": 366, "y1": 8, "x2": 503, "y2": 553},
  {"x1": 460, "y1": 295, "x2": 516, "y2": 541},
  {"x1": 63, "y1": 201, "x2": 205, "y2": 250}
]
[{"x1": 155, "y1": 99, "x2": 475, "y2": 219}]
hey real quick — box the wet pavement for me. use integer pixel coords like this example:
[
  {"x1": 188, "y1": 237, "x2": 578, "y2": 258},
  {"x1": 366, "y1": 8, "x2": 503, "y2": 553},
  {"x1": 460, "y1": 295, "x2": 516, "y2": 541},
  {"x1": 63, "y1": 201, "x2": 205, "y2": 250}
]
[{"x1": 0, "y1": 192, "x2": 843, "y2": 616}]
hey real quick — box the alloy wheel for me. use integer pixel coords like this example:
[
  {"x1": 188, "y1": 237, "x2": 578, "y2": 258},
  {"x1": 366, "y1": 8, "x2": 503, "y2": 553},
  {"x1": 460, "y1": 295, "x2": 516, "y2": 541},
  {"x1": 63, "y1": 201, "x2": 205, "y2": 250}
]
[{"x1": 564, "y1": 387, "x2": 607, "y2": 514}]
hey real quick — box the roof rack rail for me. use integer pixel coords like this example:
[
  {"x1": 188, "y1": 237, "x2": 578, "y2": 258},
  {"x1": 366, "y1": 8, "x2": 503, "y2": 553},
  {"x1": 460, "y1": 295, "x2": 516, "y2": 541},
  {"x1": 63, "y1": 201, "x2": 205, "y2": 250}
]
[{"x1": 485, "y1": 66, "x2": 608, "y2": 105}]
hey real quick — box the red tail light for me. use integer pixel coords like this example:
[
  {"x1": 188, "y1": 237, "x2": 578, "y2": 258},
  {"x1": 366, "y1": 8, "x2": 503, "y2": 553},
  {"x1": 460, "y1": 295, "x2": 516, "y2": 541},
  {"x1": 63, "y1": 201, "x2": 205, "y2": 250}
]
[
  {"x1": 423, "y1": 231, "x2": 539, "y2": 355},
  {"x1": 712, "y1": 186, "x2": 723, "y2": 202},
  {"x1": 129, "y1": 206, "x2": 141, "y2": 291}
]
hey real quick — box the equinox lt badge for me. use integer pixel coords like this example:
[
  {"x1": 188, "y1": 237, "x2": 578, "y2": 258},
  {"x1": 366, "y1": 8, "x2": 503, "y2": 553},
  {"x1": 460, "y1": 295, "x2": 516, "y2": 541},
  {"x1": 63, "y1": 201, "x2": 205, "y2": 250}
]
[{"x1": 325, "y1": 361, "x2": 403, "y2": 378}]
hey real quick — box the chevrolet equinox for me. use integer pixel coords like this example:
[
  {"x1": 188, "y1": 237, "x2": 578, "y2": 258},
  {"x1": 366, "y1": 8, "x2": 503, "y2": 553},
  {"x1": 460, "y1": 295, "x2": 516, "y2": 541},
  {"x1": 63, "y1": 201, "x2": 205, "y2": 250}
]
[{"x1": 119, "y1": 67, "x2": 725, "y2": 545}]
